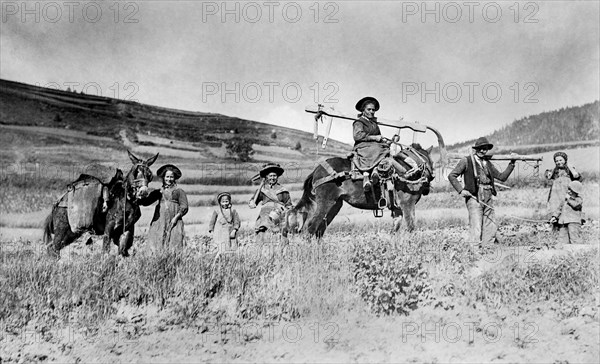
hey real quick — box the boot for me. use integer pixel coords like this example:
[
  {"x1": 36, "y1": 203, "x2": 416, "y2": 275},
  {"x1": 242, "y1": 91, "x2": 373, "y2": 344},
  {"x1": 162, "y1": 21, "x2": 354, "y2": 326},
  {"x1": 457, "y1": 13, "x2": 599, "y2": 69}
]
[
  {"x1": 371, "y1": 170, "x2": 380, "y2": 185},
  {"x1": 363, "y1": 175, "x2": 372, "y2": 192}
]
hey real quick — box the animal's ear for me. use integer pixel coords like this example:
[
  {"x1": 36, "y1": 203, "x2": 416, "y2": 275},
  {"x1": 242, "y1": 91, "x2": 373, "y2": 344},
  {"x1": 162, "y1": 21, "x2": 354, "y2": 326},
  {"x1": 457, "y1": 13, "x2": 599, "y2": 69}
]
[
  {"x1": 146, "y1": 153, "x2": 159, "y2": 167},
  {"x1": 115, "y1": 169, "x2": 124, "y2": 179},
  {"x1": 426, "y1": 145, "x2": 433, "y2": 154},
  {"x1": 128, "y1": 150, "x2": 141, "y2": 165}
]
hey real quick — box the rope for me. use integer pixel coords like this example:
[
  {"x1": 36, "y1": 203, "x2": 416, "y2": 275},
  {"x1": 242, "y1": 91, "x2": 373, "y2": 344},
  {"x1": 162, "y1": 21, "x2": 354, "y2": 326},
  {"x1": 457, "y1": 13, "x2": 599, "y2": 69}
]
[{"x1": 473, "y1": 196, "x2": 549, "y2": 224}]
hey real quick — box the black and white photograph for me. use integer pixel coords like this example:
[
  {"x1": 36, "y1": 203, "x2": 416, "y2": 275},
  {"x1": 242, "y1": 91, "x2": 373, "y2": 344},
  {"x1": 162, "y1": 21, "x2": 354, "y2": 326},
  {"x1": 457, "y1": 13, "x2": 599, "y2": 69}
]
[{"x1": 1, "y1": 0, "x2": 599, "y2": 362}]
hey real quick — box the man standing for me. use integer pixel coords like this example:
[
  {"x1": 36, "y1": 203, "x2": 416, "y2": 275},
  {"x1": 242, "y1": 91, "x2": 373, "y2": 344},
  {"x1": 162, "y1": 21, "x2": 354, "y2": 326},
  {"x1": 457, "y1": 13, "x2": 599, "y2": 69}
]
[{"x1": 448, "y1": 137, "x2": 516, "y2": 247}]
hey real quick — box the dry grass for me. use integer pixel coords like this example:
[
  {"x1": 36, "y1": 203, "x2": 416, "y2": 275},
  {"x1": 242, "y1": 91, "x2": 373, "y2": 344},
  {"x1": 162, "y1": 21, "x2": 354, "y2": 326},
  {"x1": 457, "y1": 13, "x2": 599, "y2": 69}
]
[{"x1": 2, "y1": 219, "x2": 598, "y2": 333}]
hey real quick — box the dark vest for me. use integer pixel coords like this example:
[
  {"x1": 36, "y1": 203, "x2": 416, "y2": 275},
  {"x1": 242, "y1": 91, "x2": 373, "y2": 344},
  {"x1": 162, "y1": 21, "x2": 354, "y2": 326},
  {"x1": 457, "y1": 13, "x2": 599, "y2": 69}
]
[
  {"x1": 353, "y1": 116, "x2": 381, "y2": 146},
  {"x1": 463, "y1": 156, "x2": 497, "y2": 196}
]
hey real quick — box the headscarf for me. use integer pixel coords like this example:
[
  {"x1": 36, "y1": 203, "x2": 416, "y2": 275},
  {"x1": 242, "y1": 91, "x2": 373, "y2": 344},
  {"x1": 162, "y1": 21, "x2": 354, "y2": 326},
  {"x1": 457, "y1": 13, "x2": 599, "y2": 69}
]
[
  {"x1": 553, "y1": 152, "x2": 568, "y2": 163},
  {"x1": 549, "y1": 152, "x2": 576, "y2": 180}
]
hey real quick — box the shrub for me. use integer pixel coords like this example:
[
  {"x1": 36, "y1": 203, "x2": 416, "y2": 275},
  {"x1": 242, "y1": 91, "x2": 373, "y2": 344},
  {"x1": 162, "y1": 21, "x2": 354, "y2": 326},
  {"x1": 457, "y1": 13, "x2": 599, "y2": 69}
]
[
  {"x1": 226, "y1": 137, "x2": 255, "y2": 162},
  {"x1": 351, "y1": 237, "x2": 435, "y2": 315}
]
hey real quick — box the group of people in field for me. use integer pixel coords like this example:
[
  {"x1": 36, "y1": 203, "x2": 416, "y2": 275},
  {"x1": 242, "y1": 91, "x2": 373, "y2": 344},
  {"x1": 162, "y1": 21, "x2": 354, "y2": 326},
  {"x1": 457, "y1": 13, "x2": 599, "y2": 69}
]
[
  {"x1": 143, "y1": 96, "x2": 585, "y2": 253},
  {"x1": 140, "y1": 162, "x2": 291, "y2": 254}
]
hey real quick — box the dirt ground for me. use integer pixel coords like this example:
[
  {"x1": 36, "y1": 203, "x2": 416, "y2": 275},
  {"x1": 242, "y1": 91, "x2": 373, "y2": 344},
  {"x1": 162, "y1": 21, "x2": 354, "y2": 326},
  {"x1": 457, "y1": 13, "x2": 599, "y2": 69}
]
[{"x1": 2, "y1": 299, "x2": 598, "y2": 363}]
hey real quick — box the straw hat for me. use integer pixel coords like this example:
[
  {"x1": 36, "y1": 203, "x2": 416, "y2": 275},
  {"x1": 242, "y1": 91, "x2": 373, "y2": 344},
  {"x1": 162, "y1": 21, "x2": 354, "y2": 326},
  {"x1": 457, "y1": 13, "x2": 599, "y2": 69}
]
[
  {"x1": 259, "y1": 163, "x2": 284, "y2": 178},
  {"x1": 157, "y1": 164, "x2": 182, "y2": 180},
  {"x1": 355, "y1": 96, "x2": 380, "y2": 112}
]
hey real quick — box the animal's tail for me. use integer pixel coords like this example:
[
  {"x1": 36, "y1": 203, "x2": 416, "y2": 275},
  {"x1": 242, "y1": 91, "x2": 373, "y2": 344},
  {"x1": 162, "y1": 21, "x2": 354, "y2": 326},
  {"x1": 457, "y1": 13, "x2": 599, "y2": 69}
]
[
  {"x1": 42, "y1": 207, "x2": 54, "y2": 245},
  {"x1": 294, "y1": 171, "x2": 316, "y2": 213}
]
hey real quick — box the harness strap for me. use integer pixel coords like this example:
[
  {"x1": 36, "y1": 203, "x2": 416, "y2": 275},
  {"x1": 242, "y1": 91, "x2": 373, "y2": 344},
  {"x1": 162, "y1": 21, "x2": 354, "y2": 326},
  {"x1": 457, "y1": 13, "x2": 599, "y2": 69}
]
[
  {"x1": 470, "y1": 150, "x2": 479, "y2": 181},
  {"x1": 403, "y1": 146, "x2": 426, "y2": 165},
  {"x1": 312, "y1": 160, "x2": 350, "y2": 193}
]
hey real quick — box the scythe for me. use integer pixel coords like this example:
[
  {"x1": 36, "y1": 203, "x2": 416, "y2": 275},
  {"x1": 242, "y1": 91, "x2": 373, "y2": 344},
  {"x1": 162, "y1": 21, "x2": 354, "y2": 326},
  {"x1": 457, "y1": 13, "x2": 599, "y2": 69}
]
[{"x1": 306, "y1": 104, "x2": 449, "y2": 170}]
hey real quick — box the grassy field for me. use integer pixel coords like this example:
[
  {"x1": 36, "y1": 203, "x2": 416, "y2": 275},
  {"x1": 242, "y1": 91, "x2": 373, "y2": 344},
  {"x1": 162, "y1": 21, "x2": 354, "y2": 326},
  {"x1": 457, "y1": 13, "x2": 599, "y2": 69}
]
[
  {"x1": 1, "y1": 121, "x2": 599, "y2": 362},
  {"x1": 1, "y1": 213, "x2": 598, "y2": 362}
]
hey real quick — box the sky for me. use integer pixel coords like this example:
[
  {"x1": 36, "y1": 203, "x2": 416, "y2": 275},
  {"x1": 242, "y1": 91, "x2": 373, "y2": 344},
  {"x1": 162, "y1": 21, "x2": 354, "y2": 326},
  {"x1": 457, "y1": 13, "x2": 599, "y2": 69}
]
[{"x1": 1, "y1": 0, "x2": 599, "y2": 146}]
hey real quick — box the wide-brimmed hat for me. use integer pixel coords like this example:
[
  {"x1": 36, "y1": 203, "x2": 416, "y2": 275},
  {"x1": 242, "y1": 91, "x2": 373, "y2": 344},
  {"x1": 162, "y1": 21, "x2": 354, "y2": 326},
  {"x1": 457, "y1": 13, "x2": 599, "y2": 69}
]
[
  {"x1": 259, "y1": 163, "x2": 284, "y2": 178},
  {"x1": 157, "y1": 164, "x2": 182, "y2": 180},
  {"x1": 553, "y1": 151, "x2": 568, "y2": 162},
  {"x1": 568, "y1": 180, "x2": 583, "y2": 195},
  {"x1": 217, "y1": 192, "x2": 231, "y2": 203},
  {"x1": 355, "y1": 96, "x2": 380, "y2": 112},
  {"x1": 473, "y1": 137, "x2": 494, "y2": 150}
]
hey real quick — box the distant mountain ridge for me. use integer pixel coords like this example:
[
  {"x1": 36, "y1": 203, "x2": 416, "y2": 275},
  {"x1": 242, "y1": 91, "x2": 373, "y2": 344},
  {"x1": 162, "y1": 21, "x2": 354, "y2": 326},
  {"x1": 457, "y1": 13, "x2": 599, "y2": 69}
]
[
  {"x1": 0, "y1": 79, "x2": 351, "y2": 157},
  {"x1": 448, "y1": 101, "x2": 599, "y2": 152}
]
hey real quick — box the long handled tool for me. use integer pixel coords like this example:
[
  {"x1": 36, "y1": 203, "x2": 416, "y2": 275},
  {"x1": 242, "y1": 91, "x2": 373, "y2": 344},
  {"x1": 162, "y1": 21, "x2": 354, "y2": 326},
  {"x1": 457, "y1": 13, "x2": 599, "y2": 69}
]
[
  {"x1": 448, "y1": 152, "x2": 543, "y2": 162},
  {"x1": 308, "y1": 104, "x2": 428, "y2": 148},
  {"x1": 463, "y1": 191, "x2": 548, "y2": 223}
]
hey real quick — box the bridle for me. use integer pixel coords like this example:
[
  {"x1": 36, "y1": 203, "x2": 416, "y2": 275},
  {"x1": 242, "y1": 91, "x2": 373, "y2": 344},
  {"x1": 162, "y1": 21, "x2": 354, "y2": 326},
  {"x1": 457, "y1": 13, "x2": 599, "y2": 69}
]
[{"x1": 124, "y1": 163, "x2": 152, "y2": 201}]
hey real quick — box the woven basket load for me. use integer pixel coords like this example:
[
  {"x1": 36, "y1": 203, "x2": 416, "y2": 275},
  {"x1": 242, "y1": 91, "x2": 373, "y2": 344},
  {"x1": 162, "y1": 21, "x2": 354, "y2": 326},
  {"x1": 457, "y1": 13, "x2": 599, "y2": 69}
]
[{"x1": 67, "y1": 179, "x2": 103, "y2": 234}]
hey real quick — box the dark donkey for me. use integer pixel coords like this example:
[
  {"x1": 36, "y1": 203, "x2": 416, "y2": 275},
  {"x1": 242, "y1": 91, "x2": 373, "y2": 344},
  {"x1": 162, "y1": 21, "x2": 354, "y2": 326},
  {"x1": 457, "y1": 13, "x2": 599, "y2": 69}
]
[
  {"x1": 286, "y1": 128, "x2": 448, "y2": 237},
  {"x1": 43, "y1": 151, "x2": 158, "y2": 257}
]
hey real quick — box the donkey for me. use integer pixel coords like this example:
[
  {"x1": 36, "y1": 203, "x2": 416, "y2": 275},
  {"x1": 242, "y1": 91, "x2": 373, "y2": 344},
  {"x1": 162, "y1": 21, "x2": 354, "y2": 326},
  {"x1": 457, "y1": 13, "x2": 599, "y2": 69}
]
[
  {"x1": 43, "y1": 151, "x2": 158, "y2": 257},
  {"x1": 285, "y1": 126, "x2": 448, "y2": 238}
]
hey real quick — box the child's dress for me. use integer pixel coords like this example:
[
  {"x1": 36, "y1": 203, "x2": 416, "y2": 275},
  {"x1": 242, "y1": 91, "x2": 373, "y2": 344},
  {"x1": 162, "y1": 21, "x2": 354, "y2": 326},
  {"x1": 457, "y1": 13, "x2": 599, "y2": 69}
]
[{"x1": 209, "y1": 207, "x2": 241, "y2": 253}]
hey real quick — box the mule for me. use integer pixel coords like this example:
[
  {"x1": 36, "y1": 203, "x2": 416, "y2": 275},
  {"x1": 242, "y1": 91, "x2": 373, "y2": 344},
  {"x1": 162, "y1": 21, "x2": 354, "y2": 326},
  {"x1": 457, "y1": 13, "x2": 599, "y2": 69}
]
[
  {"x1": 286, "y1": 131, "x2": 448, "y2": 238},
  {"x1": 43, "y1": 151, "x2": 158, "y2": 257}
]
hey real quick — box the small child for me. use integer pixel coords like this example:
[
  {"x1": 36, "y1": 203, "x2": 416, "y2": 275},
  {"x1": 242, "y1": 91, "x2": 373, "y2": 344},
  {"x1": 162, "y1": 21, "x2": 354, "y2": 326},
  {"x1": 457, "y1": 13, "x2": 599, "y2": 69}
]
[
  {"x1": 550, "y1": 180, "x2": 584, "y2": 245},
  {"x1": 209, "y1": 192, "x2": 241, "y2": 254}
]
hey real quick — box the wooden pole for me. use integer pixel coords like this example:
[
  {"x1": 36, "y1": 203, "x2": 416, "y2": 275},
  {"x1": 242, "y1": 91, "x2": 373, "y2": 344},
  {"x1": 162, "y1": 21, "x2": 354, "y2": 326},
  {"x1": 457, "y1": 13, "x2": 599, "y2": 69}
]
[
  {"x1": 447, "y1": 152, "x2": 542, "y2": 162},
  {"x1": 306, "y1": 105, "x2": 428, "y2": 133}
]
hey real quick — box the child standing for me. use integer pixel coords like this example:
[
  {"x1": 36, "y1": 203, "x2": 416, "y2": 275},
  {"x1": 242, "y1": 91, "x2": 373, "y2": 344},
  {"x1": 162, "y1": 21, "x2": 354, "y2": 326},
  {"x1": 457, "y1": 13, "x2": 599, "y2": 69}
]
[
  {"x1": 209, "y1": 192, "x2": 241, "y2": 254},
  {"x1": 550, "y1": 180, "x2": 584, "y2": 245}
]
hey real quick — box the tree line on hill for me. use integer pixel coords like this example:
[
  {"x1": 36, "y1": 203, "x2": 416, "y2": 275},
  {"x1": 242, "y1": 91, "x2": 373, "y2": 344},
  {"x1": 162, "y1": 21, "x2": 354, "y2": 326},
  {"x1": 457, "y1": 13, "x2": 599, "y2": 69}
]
[{"x1": 448, "y1": 101, "x2": 599, "y2": 151}]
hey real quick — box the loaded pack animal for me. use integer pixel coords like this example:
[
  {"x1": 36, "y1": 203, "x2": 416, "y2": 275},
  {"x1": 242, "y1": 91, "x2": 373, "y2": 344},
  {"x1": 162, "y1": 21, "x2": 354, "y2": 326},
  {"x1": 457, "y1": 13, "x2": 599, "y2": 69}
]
[
  {"x1": 285, "y1": 126, "x2": 448, "y2": 237},
  {"x1": 43, "y1": 151, "x2": 159, "y2": 257}
]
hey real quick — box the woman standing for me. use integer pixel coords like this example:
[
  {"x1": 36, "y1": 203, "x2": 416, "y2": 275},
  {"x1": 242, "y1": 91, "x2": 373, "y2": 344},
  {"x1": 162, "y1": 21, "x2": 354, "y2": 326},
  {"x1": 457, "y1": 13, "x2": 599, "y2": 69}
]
[
  {"x1": 547, "y1": 152, "x2": 581, "y2": 227},
  {"x1": 144, "y1": 164, "x2": 189, "y2": 250},
  {"x1": 249, "y1": 163, "x2": 292, "y2": 236}
]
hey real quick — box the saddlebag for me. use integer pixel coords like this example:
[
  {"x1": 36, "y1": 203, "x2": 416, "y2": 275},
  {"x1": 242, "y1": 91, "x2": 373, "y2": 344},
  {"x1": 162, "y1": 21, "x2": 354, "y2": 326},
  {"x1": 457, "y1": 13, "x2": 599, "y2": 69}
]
[{"x1": 67, "y1": 178, "x2": 104, "y2": 234}]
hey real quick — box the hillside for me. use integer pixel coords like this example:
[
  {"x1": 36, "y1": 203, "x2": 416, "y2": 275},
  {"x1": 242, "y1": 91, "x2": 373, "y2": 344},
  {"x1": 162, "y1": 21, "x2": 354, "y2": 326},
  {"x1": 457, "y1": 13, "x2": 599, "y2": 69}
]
[
  {"x1": 448, "y1": 101, "x2": 600, "y2": 152},
  {"x1": 0, "y1": 79, "x2": 351, "y2": 160}
]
